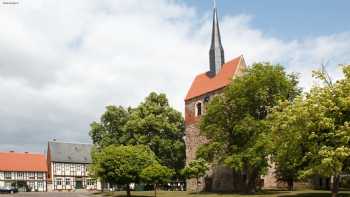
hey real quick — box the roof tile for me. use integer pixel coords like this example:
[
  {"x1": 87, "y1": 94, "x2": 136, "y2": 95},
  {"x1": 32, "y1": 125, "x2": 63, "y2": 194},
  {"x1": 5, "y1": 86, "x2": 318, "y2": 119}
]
[
  {"x1": 0, "y1": 152, "x2": 47, "y2": 172},
  {"x1": 185, "y1": 55, "x2": 242, "y2": 101}
]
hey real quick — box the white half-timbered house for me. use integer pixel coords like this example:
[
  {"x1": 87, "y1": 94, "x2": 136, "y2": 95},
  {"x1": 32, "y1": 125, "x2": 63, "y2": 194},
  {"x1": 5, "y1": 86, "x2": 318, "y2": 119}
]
[
  {"x1": 47, "y1": 141, "x2": 100, "y2": 191},
  {"x1": 0, "y1": 151, "x2": 48, "y2": 192}
]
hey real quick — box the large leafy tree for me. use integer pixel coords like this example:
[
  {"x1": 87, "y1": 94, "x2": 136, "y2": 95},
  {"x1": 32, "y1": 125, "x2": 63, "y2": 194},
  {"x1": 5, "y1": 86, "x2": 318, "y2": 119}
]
[
  {"x1": 91, "y1": 145, "x2": 158, "y2": 197},
  {"x1": 268, "y1": 98, "x2": 308, "y2": 191},
  {"x1": 125, "y1": 92, "x2": 185, "y2": 173},
  {"x1": 300, "y1": 66, "x2": 350, "y2": 197},
  {"x1": 89, "y1": 92, "x2": 185, "y2": 175},
  {"x1": 198, "y1": 63, "x2": 300, "y2": 193},
  {"x1": 269, "y1": 65, "x2": 350, "y2": 197}
]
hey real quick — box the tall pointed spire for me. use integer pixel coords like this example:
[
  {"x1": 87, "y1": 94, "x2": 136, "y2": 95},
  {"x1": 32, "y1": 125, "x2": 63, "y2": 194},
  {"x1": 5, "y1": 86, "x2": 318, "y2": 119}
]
[{"x1": 209, "y1": 0, "x2": 225, "y2": 75}]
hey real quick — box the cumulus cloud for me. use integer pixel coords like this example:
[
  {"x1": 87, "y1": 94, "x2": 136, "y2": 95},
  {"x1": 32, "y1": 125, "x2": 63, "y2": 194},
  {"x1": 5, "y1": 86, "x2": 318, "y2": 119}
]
[{"x1": 0, "y1": 0, "x2": 349, "y2": 152}]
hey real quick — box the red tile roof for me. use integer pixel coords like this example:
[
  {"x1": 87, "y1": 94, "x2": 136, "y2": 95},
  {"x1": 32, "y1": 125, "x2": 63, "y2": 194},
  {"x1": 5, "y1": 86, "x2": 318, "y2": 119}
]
[
  {"x1": 185, "y1": 55, "x2": 243, "y2": 101},
  {"x1": 0, "y1": 152, "x2": 47, "y2": 172}
]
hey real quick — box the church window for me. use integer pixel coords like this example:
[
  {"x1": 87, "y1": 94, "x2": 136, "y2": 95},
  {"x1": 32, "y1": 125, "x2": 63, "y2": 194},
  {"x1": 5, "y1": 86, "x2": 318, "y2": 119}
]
[
  {"x1": 195, "y1": 102, "x2": 202, "y2": 116},
  {"x1": 204, "y1": 96, "x2": 210, "y2": 103}
]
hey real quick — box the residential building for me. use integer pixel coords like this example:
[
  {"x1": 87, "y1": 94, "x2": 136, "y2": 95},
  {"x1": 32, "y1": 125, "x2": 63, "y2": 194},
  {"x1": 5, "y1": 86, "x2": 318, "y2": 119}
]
[
  {"x1": 0, "y1": 151, "x2": 47, "y2": 192},
  {"x1": 47, "y1": 141, "x2": 100, "y2": 191}
]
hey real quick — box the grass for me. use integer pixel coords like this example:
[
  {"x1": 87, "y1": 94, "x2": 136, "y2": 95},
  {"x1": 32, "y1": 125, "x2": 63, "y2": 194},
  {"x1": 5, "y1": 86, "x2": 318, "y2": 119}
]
[{"x1": 94, "y1": 190, "x2": 350, "y2": 197}]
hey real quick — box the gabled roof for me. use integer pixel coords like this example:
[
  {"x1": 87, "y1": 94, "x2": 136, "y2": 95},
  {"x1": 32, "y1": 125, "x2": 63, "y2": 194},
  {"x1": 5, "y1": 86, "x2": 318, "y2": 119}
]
[
  {"x1": 185, "y1": 55, "x2": 244, "y2": 101},
  {"x1": 48, "y1": 141, "x2": 93, "y2": 164},
  {"x1": 0, "y1": 152, "x2": 47, "y2": 172}
]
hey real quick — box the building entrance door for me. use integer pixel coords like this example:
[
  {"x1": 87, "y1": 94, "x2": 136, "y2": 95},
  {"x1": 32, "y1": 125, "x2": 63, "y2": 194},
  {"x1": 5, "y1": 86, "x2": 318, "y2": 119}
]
[{"x1": 75, "y1": 181, "x2": 83, "y2": 189}]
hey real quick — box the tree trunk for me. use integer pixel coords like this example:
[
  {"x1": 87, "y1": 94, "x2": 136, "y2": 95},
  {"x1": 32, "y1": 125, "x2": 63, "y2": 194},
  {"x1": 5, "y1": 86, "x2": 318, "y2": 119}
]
[
  {"x1": 126, "y1": 184, "x2": 131, "y2": 197},
  {"x1": 287, "y1": 179, "x2": 294, "y2": 191},
  {"x1": 232, "y1": 169, "x2": 239, "y2": 192},
  {"x1": 244, "y1": 167, "x2": 258, "y2": 194},
  {"x1": 154, "y1": 183, "x2": 157, "y2": 197},
  {"x1": 331, "y1": 176, "x2": 340, "y2": 197}
]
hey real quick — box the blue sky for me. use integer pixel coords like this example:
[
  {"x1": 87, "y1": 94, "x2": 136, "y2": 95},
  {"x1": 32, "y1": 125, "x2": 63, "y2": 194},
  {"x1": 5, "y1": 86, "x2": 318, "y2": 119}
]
[{"x1": 182, "y1": 0, "x2": 349, "y2": 40}]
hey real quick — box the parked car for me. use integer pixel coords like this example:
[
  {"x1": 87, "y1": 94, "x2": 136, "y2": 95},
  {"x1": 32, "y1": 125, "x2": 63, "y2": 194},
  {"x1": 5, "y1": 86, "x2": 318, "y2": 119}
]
[{"x1": 0, "y1": 186, "x2": 18, "y2": 194}]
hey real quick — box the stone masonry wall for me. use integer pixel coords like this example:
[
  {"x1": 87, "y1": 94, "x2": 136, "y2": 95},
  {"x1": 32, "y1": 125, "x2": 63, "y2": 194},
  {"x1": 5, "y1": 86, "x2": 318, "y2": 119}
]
[{"x1": 185, "y1": 90, "x2": 235, "y2": 192}]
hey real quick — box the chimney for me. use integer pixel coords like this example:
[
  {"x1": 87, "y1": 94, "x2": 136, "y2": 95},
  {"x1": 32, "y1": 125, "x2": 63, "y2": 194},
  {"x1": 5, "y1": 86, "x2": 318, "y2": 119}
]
[
  {"x1": 9, "y1": 150, "x2": 15, "y2": 153},
  {"x1": 53, "y1": 139, "x2": 56, "y2": 142},
  {"x1": 25, "y1": 152, "x2": 29, "y2": 154}
]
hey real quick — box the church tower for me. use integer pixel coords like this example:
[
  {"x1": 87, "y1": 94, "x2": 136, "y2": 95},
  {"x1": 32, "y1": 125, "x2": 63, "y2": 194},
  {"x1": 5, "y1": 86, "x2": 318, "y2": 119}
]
[{"x1": 184, "y1": 0, "x2": 247, "y2": 192}]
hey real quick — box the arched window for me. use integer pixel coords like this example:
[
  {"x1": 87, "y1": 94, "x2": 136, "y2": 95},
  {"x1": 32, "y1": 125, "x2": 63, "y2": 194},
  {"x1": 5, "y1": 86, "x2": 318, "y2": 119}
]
[{"x1": 195, "y1": 102, "x2": 202, "y2": 116}]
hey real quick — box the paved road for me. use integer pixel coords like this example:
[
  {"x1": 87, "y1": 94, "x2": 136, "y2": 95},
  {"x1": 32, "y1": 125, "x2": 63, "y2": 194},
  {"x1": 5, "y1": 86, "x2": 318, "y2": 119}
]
[{"x1": 0, "y1": 192, "x2": 100, "y2": 197}]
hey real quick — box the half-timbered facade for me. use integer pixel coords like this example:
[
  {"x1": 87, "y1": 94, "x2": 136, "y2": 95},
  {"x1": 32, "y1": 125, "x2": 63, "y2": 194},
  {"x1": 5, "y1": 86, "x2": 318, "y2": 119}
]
[
  {"x1": 0, "y1": 151, "x2": 48, "y2": 192},
  {"x1": 47, "y1": 141, "x2": 100, "y2": 191}
]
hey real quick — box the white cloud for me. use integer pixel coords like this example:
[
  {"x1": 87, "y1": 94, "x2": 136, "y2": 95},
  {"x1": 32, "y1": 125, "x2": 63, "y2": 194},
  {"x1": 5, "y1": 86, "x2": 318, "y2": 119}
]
[{"x1": 0, "y1": 0, "x2": 349, "y2": 152}]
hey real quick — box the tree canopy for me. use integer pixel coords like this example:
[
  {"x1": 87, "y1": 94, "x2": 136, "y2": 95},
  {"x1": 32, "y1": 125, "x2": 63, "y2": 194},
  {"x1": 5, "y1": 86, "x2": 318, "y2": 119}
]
[
  {"x1": 269, "y1": 65, "x2": 350, "y2": 197},
  {"x1": 89, "y1": 106, "x2": 130, "y2": 147},
  {"x1": 198, "y1": 63, "x2": 300, "y2": 193},
  {"x1": 89, "y1": 92, "x2": 185, "y2": 174},
  {"x1": 91, "y1": 145, "x2": 158, "y2": 197},
  {"x1": 125, "y1": 92, "x2": 185, "y2": 172}
]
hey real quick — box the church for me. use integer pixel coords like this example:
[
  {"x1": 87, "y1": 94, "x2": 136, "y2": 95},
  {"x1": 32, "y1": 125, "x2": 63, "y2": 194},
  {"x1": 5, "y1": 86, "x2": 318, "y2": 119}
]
[{"x1": 184, "y1": 3, "x2": 277, "y2": 192}]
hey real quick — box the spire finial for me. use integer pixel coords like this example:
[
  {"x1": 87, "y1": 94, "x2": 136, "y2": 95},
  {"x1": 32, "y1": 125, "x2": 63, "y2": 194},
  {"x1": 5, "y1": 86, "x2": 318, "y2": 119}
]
[{"x1": 213, "y1": 0, "x2": 216, "y2": 9}]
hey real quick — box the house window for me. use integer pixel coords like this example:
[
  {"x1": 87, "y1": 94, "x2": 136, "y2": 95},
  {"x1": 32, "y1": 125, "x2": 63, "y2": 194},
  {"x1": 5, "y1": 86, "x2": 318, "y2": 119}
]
[
  {"x1": 4, "y1": 172, "x2": 11, "y2": 180},
  {"x1": 56, "y1": 178, "x2": 62, "y2": 186},
  {"x1": 55, "y1": 164, "x2": 59, "y2": 173},
  {"x1": 37, "y1": 172, "x2": 43, "y2": 180},
  {"x1": 195, "y1": 102, "x2": 202, "y2": 116},
  {"x1": 87, "y1": 179, "x2": 95, "y2": 186},
  {"x1": 65, "y1": 178, "x2": 71, "y2": 186},
  {"x1": 38, "y1": 181, "x2": 43, "y2": 188},
  {"x1": 29, "y1": 172, "x2": 35, "y2": 179},
  {"x1": 17, "y1": 172, "x2": 24, "y2": 179}
]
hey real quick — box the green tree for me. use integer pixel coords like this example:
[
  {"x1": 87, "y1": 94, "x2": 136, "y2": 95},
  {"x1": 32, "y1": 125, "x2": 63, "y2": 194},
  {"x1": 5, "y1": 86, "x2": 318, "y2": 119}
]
[
  {"x1": 300, "y1": 66, "x2": 350, "y2": 197},
  {"x1": 89, "y1": 106, "x2": 130, "y2": 148},
  {"x1": 89, "y1": 92, "x2": 186, "y2": 177},
  {"x1": 181, "y1": 159, "x2": 209, "y2": 193},
  {"x1": 268, "y1": 65, "x2": 350, "y2": 197},
  {"x1": 268, "y1": 98, "x2": 308, "y2": 191},
  {"x1": 198, "y1": 63, "x2": 300, "y2": 193},
  {"x1": 140, "y1": 163, "x2": 175, "y2": 197},
  {"x1": 126, "y1": 92, "x2": 185, "y2": 174},
  {"x1": 91, "y1": 145, "x2": 158, "y2": 197}
]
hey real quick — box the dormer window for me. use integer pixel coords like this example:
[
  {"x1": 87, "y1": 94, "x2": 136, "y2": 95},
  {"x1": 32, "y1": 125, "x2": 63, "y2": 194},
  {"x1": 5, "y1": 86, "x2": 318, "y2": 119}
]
[{"x1": 195, "y1": 102, "x2": 202, "y2": 116}]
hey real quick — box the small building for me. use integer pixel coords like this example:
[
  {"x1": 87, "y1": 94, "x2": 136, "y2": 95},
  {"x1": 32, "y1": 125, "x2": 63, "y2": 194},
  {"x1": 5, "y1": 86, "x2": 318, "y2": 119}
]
[
  {"x1": 47, "y1": 141, "x2": 100, "y2": 191},
  {"x1": 0, "y1": 151, "x2": 48, "y2": 192}
]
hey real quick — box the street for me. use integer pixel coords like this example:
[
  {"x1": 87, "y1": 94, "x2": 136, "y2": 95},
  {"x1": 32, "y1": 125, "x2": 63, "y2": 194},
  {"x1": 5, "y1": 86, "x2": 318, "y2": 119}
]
[{"x1": 0, "y1": 192, "x2": 100, "y2": 197}]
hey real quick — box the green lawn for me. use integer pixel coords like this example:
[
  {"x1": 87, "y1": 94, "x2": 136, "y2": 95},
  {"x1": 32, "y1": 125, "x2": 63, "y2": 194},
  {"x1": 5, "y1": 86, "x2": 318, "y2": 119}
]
[{"x1": 95, "y1": 190, "x2": 350, "y2": 197}]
